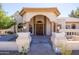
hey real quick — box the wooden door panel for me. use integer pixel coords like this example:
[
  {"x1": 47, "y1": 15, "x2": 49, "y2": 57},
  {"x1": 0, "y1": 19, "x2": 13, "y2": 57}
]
[{"x1": 36, "y1": 24, "x2": 43, "y2": 35}]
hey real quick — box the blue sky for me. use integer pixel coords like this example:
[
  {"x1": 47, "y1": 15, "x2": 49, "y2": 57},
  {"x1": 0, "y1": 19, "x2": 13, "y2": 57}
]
[{"x1": 2, "y1": 3, "x2": 79, "y2": 17}]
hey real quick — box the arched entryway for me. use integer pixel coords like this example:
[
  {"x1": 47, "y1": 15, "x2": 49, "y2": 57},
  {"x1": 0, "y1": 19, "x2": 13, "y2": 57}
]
[
  {"x1": 36, "y1": 20, "x2": 44, "y2": 35},
  {"x1": 29, "y1": 15, "x2": 56, "y2": 36}
]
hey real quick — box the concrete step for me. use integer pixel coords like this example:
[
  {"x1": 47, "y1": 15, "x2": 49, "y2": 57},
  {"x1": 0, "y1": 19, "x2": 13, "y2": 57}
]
[
  {"x1": 31, "y1": 36, "x2": 50, "y2": 44},
  {"x1": 27, "y1": 36, "x2": 55, "y2": 55}
]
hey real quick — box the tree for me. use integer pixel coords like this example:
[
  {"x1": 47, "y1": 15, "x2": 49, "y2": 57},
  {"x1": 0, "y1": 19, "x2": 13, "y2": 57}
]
[
  {"x1": 0, "y1": 16, "x2": 15, "y2": 29},
  {"x1": 0, "y1": 3, "x2": 2, "y2": 10},
  {"x1": 0, "y1": 4, "x2": 15, "y2": 29},
  {"x1": 69, "y1": 8, "x2": 79, "y2": 18}
]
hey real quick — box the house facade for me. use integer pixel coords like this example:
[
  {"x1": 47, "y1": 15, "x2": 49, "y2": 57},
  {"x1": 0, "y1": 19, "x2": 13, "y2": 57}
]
[{"x1": 13, "y1": 7, "x2": 79, "y2": 36}]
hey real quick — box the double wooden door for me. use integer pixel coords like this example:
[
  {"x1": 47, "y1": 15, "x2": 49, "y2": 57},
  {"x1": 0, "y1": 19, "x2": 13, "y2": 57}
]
[{"x1": 36, "y1": 24, "x2": 43, "y2": 35}]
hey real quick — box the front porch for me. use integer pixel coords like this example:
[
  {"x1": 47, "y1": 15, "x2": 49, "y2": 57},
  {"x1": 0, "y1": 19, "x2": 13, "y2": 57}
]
[
  {"x1": 27, "y1": 35, "x2": 55, "y2": 55},
  {"x1": 22, "y1": 15, "x2": 58, "y2": 36}
]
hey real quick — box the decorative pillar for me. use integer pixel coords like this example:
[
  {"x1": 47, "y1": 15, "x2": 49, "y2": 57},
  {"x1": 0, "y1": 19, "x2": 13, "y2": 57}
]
[
  {"x1": 60, "y1": 19, "x2": 66, "y2": 32},
  {"x1": 55, "y1": 23, "x2": 58, "y2": 32},
  {"x1": 52, "y1": 22, "x2": 54, "y2": 32},
  {"x1": 52, "y1": 22, "x2": 58, "y2": 32},
  {"x1": 26, "y1": 22, "x2": 29, "y2": 32}
]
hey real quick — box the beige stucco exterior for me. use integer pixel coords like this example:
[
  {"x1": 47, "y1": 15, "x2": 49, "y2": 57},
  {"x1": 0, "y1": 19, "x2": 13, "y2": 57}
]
[
  {"x1": 66, "y1": 22, "x2": 79, "y2": 29},
  {"x1": 19, "y1": 8, "x2": 60, "y2": 16},
  {"x1": 1, "y1": 7, "x2": 79, "y2": 35},
  {"x1": 5, "y1": 7, "x2": 79, "y2": 36},
  {"x1": 15, "y1": 8, "x2": 60, "y2": 35}
]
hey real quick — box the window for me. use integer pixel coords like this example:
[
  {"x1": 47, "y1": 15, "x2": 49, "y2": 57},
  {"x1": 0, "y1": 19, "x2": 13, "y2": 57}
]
[
  {"x1": 37, "y1": 21, "x2": 42, "y2": 24},
  {"x1": 72, "y1": 24, "x2": 76, "y2": 29},
  {"x1": 66, "y1": 25, "x2": 70, "y2": 29}
]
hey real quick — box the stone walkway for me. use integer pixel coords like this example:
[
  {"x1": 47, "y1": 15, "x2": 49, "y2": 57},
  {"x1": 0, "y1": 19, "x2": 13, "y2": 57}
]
[{"x1": 27, "y1": 36, "x2": 55, "y2": 55}]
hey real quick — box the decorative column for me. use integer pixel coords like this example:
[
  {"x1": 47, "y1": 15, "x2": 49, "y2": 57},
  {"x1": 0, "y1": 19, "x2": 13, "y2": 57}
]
[
  {"x1": 26, "y1": 22, "x2": 29, "y2": 32},
  {"x1": 62, "y1": 19, "x2": 66, "y2": 32},
  {"x1": 52, "y1": 22, "x2": 55, "y2": 32},
  {"x1": 61, "y1": 19, "x2": 66, "y2": 32}
]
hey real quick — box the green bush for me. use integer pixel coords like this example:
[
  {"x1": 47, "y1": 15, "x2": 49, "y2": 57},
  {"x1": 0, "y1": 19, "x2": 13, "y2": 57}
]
[
  {"x1": 0, "y1": 16, "x2": 15, "y2": 29},
  {"x1": 0, "y1": 6, "x2": 15, "y2": 29},
  {"x1": 59, "y1": 44, "x2": 72, "y2": 55}
]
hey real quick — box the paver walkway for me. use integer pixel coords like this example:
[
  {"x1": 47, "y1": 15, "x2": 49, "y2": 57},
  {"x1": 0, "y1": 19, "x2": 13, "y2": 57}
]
[{"x1": 27, "y1": 36, "x2": 55, "y2": 55}]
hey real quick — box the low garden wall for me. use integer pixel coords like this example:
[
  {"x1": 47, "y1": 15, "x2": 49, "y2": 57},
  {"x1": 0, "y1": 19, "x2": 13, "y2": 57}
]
[
  {"x1": 51, "y1": 32, "x2": 79, "y2": 54},
  {"x1": 0, "y1": 32, "x2": 31, "y2": 54}
]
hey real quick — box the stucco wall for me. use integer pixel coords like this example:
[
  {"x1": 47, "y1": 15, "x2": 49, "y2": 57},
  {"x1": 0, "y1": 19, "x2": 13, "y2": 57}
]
[
  {"x1": 66, "y1": 22, "x2": 79, "y2": 29},
  {"x1": 23, "y1": 12, "x2": 57, "y2": 22},
  {"x1": 22, "y1": 12, "x2": 57, "y2": 35}
]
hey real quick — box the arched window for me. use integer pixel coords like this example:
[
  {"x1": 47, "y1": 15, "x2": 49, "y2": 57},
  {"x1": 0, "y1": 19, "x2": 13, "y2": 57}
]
[
  {"x1": 66, "y1": 25, "x2": 70, "y2": 29},
  {"x1": 37, "y1": 21, "x2": 43, "y2": 24},
  {"x1": 72, "y1": 24, "x2": 76, "y2": 29}
]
